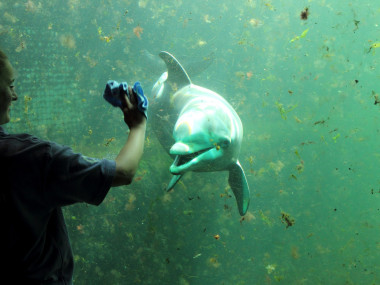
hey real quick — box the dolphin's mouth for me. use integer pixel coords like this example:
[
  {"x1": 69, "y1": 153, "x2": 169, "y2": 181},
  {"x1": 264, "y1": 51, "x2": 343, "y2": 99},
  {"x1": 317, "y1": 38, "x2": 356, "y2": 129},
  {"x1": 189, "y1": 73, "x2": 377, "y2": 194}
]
[
  {"x1": 174, "y1": 147, "x2": 213, "y2": 167},
  {"x1": 170, "y1": 147, "x2": 214, "y2": 175}
]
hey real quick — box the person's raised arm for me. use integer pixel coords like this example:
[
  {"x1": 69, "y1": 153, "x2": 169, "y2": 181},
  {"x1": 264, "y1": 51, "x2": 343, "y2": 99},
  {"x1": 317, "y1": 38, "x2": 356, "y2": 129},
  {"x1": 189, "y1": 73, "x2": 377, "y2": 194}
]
[{"x1": 112, "y1": 86, "x2": 147, "y2": 187}]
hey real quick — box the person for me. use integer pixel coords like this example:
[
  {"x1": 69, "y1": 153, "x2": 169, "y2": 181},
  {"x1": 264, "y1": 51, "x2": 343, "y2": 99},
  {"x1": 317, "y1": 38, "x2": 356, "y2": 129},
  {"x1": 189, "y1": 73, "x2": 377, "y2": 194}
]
[{"x1": 0, "y1": 49, "x2": 147, "y2": 284}]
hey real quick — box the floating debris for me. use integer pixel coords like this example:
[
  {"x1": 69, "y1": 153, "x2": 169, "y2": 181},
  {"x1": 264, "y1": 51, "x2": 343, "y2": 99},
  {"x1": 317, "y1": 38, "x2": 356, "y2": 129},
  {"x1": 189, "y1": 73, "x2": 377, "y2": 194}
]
[
  {"x1": 275, "y1": 101, "x2": 297, "y2": 120},
  {"x1": 300, "y1": 8, "x2": 309, "y2": 20},
  {"x1": 290, "y1": 174, "x2": 297, "y2": 180},
  {"x1": 259, "y1": 210, "x2": 273, "y2": 227},
  {"x1": 370, "y1": 188, "x2": 380, "y2": 194},
  {"x1": 24, "y1": 95, "x2": 32, "y2": 114},
  {"x1": 133, "y1": 25, "x2": 143, "y2": 39},
  {"x1": 134, "y1": 170, "x2": 146, "y2": 182},
  {"x1": 240, "y1": 211, "x2": 256, "y2": 224},
  {"x1": 332, "y1": 133, "x2": 340, "y2": 143},
  {"x1": 248, "y1": 18, "x2": 263, "y2": 27},
  {"x1": 266, "y1": 264, "x2": 276, "y2": 274},
  {"x1": 104, "y1": 137, "x2": 115, "y2": 147},
  {"x1": 59, "y1": 34, "x2": 76, "y2": 49},
  {"x1": 76, "y1": 224, "x2": 84, "y2": 234},
  {"x1": 203, "y1": 14, "x2": 213, "y2": 23},
  {"x1": 281, "y1": 211, "x2": 295, "y2": 228},
  {"x1": 138, "y1": 0, "x2": 148, "y2": 8},
  {"x1": 98, "y1": 27, "x2": 113, "y2": 43},
  {"x1": 372, "y1": 90, "x2": 380, "y2": 105},
  {"x1": 264, "y1": 2, "x2": 275, "y2": 11},
  {"x1": 296, "y1": 160, "x2": 304, "y2": 173},
  {"x1": 313, "y1": 119, "x2": 327, "y2": 125},
  {"x1": 15, "y1": 41, "x2": 26, "y2": 53},
  {"x1": 4, "y1": 12, "x2": 18, "y2": 23},
  {"x1": 193, "y1": 253, "x2": 202, "y2": 259},
  {"x1": 291, "y1": 246, "x2": 300, "y2": 259},
  {"x1": 353, "y1": 19, "x2": 360, "y2": 32},
  {"x1": 367, "y1": 42, "x2": 380, "y2": 53},
  {"x1": 269, "y1": 160, "x2": 284, "y2": 175},
  {"x1": 213, "y1": 234, "x2": 220, "y2": 240},
  {"x1": 197, "y1": 39, "x2": 207, "y2": 47},
  {"x1": 300, "y1": 141, "x2": 315, "y2": 146},
  {"x1": 208, "y1": 256, "x2": 221, "y2": 268},
  {"x1": 290, "y1": 28, "x2": 309, "y2": 43}
]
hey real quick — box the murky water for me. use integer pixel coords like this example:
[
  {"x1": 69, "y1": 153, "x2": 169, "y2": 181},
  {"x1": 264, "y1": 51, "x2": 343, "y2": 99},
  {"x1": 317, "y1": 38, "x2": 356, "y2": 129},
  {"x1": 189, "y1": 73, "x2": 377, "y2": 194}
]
[{"x1": 1, "y1": 0, "x2": 379, "y2": 284}]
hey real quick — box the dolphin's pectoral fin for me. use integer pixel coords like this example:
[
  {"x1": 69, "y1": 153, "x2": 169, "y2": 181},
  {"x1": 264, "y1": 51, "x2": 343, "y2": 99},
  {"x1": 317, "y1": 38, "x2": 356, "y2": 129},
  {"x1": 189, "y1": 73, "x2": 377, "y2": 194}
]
[
  {"x1": 166, "y1": 174, "x2": 183, "y2": 192},
  {"x1": 228, "y1": 161, "x2": 250, "y2": 216},
  {"x1": 159, "y1": 51, "x2": 192, "y2": 90}
]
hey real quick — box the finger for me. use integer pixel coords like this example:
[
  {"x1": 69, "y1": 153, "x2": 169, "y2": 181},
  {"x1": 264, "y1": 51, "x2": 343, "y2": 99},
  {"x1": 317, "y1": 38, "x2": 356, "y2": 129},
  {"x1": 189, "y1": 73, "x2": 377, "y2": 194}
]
[
  {"x1": 128, "y1": 86, "x2": 137, "y2": 105},
  {"x1": 121, "y1": 93, "x2": 134, "y2": 111},
  {"x1": 119, "y1": 92, "x2": 129, "y2": 108}
]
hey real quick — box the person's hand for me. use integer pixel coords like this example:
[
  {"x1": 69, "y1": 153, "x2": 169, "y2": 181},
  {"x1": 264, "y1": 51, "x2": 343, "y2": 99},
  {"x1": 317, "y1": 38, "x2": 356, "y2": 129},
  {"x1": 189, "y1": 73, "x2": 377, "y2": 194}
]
[{"x1": 119, "y1": 86, "x2": 146, "y2": 130}]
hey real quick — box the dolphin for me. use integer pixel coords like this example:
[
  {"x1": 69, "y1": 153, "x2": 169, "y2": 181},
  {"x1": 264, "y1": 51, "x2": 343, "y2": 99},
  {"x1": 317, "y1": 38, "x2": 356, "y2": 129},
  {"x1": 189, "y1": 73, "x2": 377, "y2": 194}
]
[{"x1": 150, "y1": 51, "x2": 250, "y2": 216}]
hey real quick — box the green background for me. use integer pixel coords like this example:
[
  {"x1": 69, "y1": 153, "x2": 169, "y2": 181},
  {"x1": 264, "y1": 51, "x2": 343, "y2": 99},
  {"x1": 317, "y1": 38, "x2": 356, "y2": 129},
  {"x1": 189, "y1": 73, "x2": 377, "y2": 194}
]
[{"x1": 1, "y1": 0, "x2": 379, "y2": 284}]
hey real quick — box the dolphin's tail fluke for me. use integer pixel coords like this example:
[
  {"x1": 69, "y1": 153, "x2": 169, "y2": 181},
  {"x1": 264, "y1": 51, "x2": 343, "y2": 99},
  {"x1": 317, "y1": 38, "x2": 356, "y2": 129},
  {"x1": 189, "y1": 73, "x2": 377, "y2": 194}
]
[{"x1": 228, "y1": 161, "x2": 250, "y2": 216}]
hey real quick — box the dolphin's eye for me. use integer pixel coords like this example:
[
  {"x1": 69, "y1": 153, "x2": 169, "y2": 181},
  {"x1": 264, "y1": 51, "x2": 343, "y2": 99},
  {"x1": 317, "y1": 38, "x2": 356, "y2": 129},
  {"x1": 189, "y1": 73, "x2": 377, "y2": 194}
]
[{"x1": 219, "y1": 138, "x2": 231, "y2": 148}]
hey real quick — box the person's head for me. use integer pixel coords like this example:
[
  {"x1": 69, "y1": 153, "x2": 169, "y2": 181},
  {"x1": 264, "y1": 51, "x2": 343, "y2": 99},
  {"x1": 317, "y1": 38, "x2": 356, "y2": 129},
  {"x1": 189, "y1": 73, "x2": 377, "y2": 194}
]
[{"x1": 0, "y1": 49, "x2": 17, "y2": 125}]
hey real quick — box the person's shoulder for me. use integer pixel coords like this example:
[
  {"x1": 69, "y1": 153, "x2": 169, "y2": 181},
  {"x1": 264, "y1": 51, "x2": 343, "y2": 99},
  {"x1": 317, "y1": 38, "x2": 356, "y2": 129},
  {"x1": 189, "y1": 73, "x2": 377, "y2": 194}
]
[
  {"x1": 0, "y1": 131, "x2": 53, "y2": 155},
  {"x1": 0, "y1": 128, "x2": 50, "y2": 146},
  {"x1": 10, "y1": 132, "x2": 39, "y2": 141},
  {"x1": 5, "y1": 132, "x2": 49, "y2": 145}
]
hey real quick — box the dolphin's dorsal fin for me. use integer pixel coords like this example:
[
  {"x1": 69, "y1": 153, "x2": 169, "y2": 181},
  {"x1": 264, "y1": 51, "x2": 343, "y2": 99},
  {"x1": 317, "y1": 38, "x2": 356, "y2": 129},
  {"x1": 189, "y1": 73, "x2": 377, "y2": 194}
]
[{"x1": 159, "y1": 51, "x2": 192, "y2": 90}]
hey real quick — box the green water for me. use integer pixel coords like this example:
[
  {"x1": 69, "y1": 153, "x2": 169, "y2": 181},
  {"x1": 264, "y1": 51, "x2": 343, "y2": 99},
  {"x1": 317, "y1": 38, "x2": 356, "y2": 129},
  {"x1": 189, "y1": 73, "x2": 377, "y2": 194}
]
[{"x1": 1, "y1": 0, "x2": 379, "y2": 284}]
